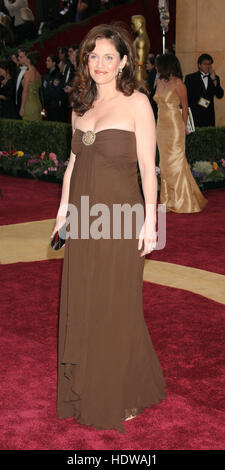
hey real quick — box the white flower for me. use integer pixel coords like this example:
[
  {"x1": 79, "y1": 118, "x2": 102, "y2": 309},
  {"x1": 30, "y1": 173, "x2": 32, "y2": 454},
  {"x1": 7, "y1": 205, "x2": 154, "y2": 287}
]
[
  {"x1": 155, "y1": 166, "x2": 160, "y2": 175},
  {"x1": 192, "y1": 160, "x2": 212, "y2": 175}
]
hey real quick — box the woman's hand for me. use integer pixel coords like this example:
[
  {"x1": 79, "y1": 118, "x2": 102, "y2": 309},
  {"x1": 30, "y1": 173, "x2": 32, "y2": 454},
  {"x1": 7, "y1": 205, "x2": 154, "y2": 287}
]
[
  {"x1": 138, "y1": 219, "x2": 157, "y2": 256},
  {"x1": 19, "y1": 107, "x2": 24, "y2": 117},
  {"x1": 51, "y1": 215, "x2": 66, "y2": 239},
  {"x1": 209, "y1": 64, "x2": 216, "y2": 81}
]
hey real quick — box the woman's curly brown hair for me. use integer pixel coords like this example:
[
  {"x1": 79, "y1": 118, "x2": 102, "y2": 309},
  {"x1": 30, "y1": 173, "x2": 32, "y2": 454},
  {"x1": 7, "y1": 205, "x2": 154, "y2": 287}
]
[{"x1": 72, "y1": 22, "x2": 149, "y2": 116}]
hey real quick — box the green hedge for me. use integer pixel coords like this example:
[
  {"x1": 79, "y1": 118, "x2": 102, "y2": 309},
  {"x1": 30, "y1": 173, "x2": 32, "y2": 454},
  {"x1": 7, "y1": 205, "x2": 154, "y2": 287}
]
[
  {"x1": 0, "y1": 119, "x2": 225, "y2": 164},
  {"x1": 0, "y1": 119, "x2": 72, "y2": 160},
  {"x1": 186, "y1": 126, "x2": 225, "y2": 164}
]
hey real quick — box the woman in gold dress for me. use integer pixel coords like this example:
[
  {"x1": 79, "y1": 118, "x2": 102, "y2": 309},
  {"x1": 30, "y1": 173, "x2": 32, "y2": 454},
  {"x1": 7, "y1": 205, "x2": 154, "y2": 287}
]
[{"x1": 154, "y1": 54, "x2": 208, "y2": 213}]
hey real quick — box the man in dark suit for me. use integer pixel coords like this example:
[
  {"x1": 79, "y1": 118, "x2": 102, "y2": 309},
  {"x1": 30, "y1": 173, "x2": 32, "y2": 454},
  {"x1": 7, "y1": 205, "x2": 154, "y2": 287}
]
[
  {"x1": 146, "y1": 53, "x2": 158, "y2": 120},
  {"x1": 184, "y1": 53, "x2": 224, "y2": 127}
]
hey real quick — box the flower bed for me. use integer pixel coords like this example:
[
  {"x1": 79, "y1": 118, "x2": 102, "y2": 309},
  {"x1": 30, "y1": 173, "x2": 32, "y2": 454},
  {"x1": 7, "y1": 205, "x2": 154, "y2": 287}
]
[
  {"x1": 1, "y1": 149, "x2": 225, "y2": 191},
  {"x1": 191, "y1": 159, "x2": 225, "y2": 188},
  {"x1": 0, "y1": 149, "x2": 68, "y2": 181}
]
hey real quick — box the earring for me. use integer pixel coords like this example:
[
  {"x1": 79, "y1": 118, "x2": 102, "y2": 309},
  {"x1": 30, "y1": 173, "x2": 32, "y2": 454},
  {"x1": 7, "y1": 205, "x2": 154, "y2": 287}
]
[{"x1": 118, "y1": 68, "x2": 123, "y2": 76}]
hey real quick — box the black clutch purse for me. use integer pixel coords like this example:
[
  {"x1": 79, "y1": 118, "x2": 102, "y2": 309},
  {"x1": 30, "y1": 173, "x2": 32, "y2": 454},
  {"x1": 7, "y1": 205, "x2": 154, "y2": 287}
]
[{"x1": 50, "y1": 223, "x2": 67, "y2": 250}]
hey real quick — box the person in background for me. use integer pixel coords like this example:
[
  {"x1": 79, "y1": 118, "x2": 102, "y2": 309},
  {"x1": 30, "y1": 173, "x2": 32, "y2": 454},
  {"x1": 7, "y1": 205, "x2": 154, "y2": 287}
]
[
  {"x1": 184, "y1": 53, "x2": 224, "y2": 127},
  {"x1": 64, "y1": 44, "x2": 79, "y2": 91},
  {"x1": 57, "y1": 46, "x2": 72, "y2": 122},
  {"x1": 14, "y1": 7, "x2": 37, "y2": 44},
  {"x1": 3, "y1": 0, "x2": 28, "y2": 43},
  {"x1": 48, "y1": 1, "x2": 78, "y2": 29},
  {"x1": 15, "y1": 45, "x2": 29, "y2": 117},
  {"x1": 19, "y1": 50, "x2": 42, "y2": 120},
  {"x1": 42, "y1": 54, "x2": 67, "y2": 122},
  {"x1": 146, "y1": 52, "x2": 158, "y2": 120},
  {"x1": 154, "y1": 53, "x2": 208, "y2": 213},
  {"x1": 165, "y1": 46, "x2": 175, "y2": 55},
  {"x1": 0, "y1": 58, "x2": 18, "y2": 118},
  {"x1": 0, "y1": 0, "x2": 8, "y2": 14},
  {"x1": 35, "y1": 0, "x2": 60, "y2": 35},
  {"x1": 0, "y1": 11, "x2": 14, "y2": 48},
  {"x1": 10, "y1": 51, "x2": 19, "y2": 67},
  {"x1": 75, "y1": 0, "x2": 100, "y2": 21},
  {"x1": 57, "y1": 46, "x2": 70, "y2": 78},
  {"x1": 64, "y1": 44, "x2": 79, "y2": 115}
]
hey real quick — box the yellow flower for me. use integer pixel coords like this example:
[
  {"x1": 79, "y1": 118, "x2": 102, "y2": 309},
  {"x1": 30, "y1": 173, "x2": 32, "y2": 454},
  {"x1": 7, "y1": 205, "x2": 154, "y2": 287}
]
[
  {"x1": 212, "y1": 161, "x2": 218, "y2": 171},
  {"x1": 16, "y1": 151, "x2": 24, "y2": 157}
]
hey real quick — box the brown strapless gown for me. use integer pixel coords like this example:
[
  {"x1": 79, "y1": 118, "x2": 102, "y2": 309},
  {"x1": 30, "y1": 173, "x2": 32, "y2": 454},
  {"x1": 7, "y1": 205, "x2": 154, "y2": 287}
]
[
  {"x1": 154, "y1": 89, "x2": 208, "y2": 212},
  {"x1": 57, "y1": 128, "x2": 166, "y2": 434}
]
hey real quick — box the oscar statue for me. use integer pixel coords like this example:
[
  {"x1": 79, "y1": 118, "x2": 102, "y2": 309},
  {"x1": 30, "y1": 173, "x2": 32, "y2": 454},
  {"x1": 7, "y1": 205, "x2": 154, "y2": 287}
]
[{"x1": 131, "y1": 15, "x2": 150, "y2": 82}]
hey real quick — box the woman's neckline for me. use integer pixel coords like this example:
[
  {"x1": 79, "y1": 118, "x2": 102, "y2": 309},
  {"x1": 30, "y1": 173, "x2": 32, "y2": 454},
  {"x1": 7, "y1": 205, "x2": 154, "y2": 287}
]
[{"x1": 75, "y1": 128, "x2": 136, "y2": 136}]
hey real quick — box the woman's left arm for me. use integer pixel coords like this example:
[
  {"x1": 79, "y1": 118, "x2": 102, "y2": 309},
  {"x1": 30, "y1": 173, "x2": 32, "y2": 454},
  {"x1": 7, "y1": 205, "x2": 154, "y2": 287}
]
[
  {"x1": 175, "y1": 78, "x2": 189, "y2": 133},
  {"x1": 133, "y1": 92, "x2": 157, "y2": 256}
]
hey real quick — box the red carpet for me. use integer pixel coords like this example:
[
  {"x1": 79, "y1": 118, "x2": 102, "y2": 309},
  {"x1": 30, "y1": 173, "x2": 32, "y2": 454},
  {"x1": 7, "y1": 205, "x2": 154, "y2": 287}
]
[
  {"x1": 0, "y1": 175, "x2": 61, "y2": 225},
  {"x1": 148, "y1": 187, "x2": 225, "y2": 275},
  {"x1": 0, "y1": 260, "x2": 225, "y2": 450},
  {"x1": 1, "y1": 175, "x2": 225, "y2": 274},
  {"x1": 1, "y1": 174, "x2": 225, "y2": 449}
]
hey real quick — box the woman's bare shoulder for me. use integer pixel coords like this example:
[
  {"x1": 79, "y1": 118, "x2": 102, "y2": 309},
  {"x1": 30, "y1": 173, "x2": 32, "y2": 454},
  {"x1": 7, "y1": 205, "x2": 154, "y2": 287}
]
[
  {"x1": 23, "y1": 70, "x2": 32, "y2": 81},
  {"x1": 174, "y1": 77, "x2": 185, "y2": 88},
  {"x1": 128, "y1": 89, "x2": 150, "y2": 109},
  {"x1": 130, "y1": 89, "x2": 148, "y2": 100}
]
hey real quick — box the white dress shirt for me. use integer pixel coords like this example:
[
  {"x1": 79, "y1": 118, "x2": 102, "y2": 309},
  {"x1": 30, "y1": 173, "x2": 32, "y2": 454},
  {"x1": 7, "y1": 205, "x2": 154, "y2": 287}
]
[
  {"x1": 201, "y1": 72, "x2": 209, "y2": 90},
  {"x1": 16, "y1": 66, "x2": 27, "y2": 104}
]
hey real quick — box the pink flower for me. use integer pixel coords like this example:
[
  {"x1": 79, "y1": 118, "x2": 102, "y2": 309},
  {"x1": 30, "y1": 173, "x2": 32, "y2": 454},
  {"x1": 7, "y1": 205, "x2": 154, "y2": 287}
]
[
  {"x1": 221, "y1": 158, "x2": 225, "y2": 167},
  {"x1": 49, "y1": 152, "x2": 58, "y2": 166},
  {"x1": 49, "y1": 153, "x2": 57, "y2": 161},
  {"x1": 44, "y1": 170, "x2": 48, "y2": 174}
]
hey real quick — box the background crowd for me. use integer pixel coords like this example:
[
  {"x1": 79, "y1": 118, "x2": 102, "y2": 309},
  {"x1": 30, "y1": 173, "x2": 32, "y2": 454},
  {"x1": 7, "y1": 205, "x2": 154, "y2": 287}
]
[
  {"x1": 0, "y1": 1, "x2": 223, "y2": 127},
  {"x1": 0, "y1": 0, "x2": 127, "y2": 47},
  {"x1": 0, "y1": 39, "x2": 223, "y2": 129}
]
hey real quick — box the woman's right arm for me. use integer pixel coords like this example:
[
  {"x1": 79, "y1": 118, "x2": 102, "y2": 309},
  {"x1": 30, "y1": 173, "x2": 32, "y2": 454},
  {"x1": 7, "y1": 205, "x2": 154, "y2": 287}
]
[
  {"x1": 51, "y1": 111, "x2": 77, "y2": 238},
  {"x1": 175, "y1": 78, "x2": 189, "y2": 133}
]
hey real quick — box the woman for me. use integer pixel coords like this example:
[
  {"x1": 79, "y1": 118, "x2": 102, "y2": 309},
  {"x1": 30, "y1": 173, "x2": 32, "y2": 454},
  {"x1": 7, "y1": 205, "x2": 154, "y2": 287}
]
[
  {"x1": 42, "y1": 55, "x2": 66, "y2": 122},
  {"x1": 154, "y1": 54, "x2": 208, "y2": 212},
  {"x1": 0, "y1": 59, "x2": 18, "y2": 118},
  {"x1": 19, "y1": 51, "x2": 42, "y2": 120},
  {"x1": 51, "y1": 23, "x2": 166, "y2": 434},
  {"x1": 57, "y1": 46, "x2": 69, "y2": 77}
]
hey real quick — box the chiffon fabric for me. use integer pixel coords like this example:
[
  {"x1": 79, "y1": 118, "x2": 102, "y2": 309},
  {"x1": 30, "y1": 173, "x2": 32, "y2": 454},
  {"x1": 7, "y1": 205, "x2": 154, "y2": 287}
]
[
  {"x1": 57, "y1": 128, "x2": 166, "y2": 434},
  {"x1": 154, "y1": 89, "x2": 208, "y2": 212}
]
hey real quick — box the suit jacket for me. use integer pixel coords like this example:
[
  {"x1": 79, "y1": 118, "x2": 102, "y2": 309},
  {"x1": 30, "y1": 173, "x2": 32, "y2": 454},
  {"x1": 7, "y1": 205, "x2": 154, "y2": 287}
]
[
  {"x1": 184, "y1": 70, "x2": 224, "y2": 127},
  {"x1": 146, "y1": 67, "x2": 158, "y2": 120}
]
